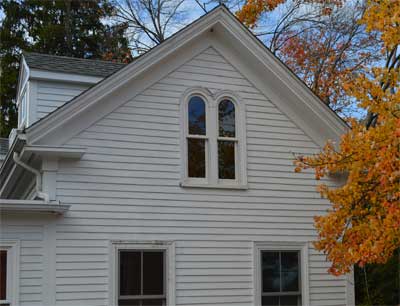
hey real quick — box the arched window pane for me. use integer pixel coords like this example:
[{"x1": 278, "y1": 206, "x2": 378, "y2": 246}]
[
  {"x1": 188, "y1": 96, "x2": 206, "y2": 135},
  {"x1": 219, "y1": 100, "x2": 235, "y2": 137}
]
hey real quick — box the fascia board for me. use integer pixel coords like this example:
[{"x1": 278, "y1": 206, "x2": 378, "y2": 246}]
[{"x1": 30, "y1": 69, "x2": 102, "y2": 84}]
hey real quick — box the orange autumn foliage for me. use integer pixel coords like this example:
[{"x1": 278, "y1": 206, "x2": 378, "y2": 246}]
[
  {"x1": 295, "y1": 0, "x2": 400, "y2": 275},
  {"x1": 239, "y1": 0, "x2": 400, "y2": 275},
  {"x1": 295, "y1": 67, "x2": 400, "y2": 274},
  {"x1": 237, "y1": 0, "x2": 286, "y2": 28},
  {"x1": 237, "y1": 0, "x2": 343, "y2": 28}
]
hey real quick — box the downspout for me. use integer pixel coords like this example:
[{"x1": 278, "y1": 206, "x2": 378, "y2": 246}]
[{"x1": 13, "y1": 152, "x2": 49, "y2": 203}]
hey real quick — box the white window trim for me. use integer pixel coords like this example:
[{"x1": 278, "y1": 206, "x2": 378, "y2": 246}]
[
  {"x1": 0, "y1": 241, "x2": 20, "y2": 306},
  {"x1": 180, "y1": 87, "x2": 247, "y2": 189},
  {"x1": 18, "y1": 86, "x2": 28, "y2": 129},
  {"x1": 109, "y1": 240, "x2": 175, "y2": 306},
  {"x1": 253, "y1": 242, "x2": 309, "y2": 306}
]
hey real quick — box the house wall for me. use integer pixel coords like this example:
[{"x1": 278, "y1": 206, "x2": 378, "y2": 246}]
[
  {"x1": 0, "y1": 215, "x2": 47, "y2": 306},
  {"x1": 49, "y1": 47, "x2": 350, "y2": 306},
  {"x1": 35, "y1": 80, "x2": 90, "y2": 121}
]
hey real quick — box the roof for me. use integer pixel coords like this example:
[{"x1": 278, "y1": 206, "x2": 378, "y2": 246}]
[
  {"x1": 23, "y1": 52, "x2": 127, "y2": 78},
  {"x1": 25, "y1": 5, "x2": 348, "y2": 147}
]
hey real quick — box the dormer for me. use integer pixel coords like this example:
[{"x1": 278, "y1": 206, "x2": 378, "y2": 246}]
[{"x1": 16, "y1": 52, "x2": 126, "y2": 129}]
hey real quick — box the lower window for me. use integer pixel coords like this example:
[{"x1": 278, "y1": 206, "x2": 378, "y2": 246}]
[
  {"x1": 118, "y1": 250, "x2": 166, "y2": 306},
  {"x1": 261, "y1": 251, "x2": 301, "y2": 306},
  {"x1": 0, "y1": 241, "x2": 19, "y2": 306},
  {"x1": 0, "y1": 250, "x2": 7, "y2": 303}
]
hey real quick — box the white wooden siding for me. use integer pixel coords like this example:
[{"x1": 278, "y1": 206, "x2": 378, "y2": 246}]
[
  {"x1": 0, "y1": 216, "x2": 45, "y2": 306},
  {"x1": 36, "y1": 81, "x2": 90, "y2": 120},
  {"x1": 43, "y1": 47, "x2": 349, "y2": 306}
]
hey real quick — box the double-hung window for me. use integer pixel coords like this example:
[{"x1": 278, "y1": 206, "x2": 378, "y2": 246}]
[
  {"x1": 182, "y1": 90, "x2": 246, "y2": 188},
  {"x1": 255, "y1": 243, "x2": 308, "y2": 306},
  {"x1": 187, "y1": 96, "x2": 208, "y2": 179},
  {"x1": 218, "y1": 99, "x2": 236, "y2": 180},
  {"x1": 261, "y1": 251, "x2": 301, "y2": 306},
  {"x1": 111, "y1": 242, "x2": 174, "y2": 306}
]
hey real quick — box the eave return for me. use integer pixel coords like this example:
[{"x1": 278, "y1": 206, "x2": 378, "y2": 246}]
[{"x1": 0, "y1": 199, "x2": 70, "y2": 215}]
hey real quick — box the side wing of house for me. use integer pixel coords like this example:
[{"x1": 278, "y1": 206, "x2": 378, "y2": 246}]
[{"x1": 0, "y1": 6, "x2": 352, "y2": 306}]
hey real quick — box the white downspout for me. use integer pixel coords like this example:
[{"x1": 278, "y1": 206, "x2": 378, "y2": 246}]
[{"x1": 13, "y1": 152, "x2": 50, "y2": 203}]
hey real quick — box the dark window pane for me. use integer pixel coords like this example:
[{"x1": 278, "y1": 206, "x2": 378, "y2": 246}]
[
  {"x1": 218, "y1": 141, "x2": 235, "y2": 179},
  {"x1": 120, "y1": 251, "x2": 141, "y2": 295},
  {"x1": 281, "y1": 252, "x2": 299, "y2": 292},
  {"x1": 262, "y1": 295, "x2": 279, "y2": 306},
  {"x1": 188, "y1": 139, "x2": 206, "y2": 178},
  {"x1": 262, "y1": 251, "x2": 280, "y2": 292},
  {"x1": 0, "y1": 250, "x2": 6, "y2": 300},
  {"x1": 142, "y1": 299, "x2": 165, "y2": 306},
  {"x1": 118, "y1": 299, "x2": 140, "y2": 306},
  {"x1": 143, "y1": 252, "x2": 164, "y2": 295},
  {"x1": 188, "y1": 96, "x2": 206, "y2": 135},
  {"x1": 219, "y1": 100, "x2": 235, "y2": 137},
  {"x1": 280, "y1": 295, "x2": 300, "y2": 306}
]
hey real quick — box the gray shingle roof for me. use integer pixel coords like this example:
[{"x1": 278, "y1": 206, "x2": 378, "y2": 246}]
[{"x1": 23, "y1": 52, "x2": 127, "y2": 78}]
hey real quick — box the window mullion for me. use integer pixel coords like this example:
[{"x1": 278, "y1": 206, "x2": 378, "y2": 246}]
[{"x1": 209, "y1": 104, "x2": 218, "y2": 184}]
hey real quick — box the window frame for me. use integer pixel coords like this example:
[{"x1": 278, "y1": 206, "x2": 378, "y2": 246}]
[
  {"x1": 216, "y1": 97, "x2": 239, "y2": 185},
  {"x1": 185, "y1": 93, "x2": 210, "y2": 184},
  {"x1": 18, "y1": 87, "x2": 28, "y2": 128},
  {"x1": 109, "y1": 241, "x2": 175, "y2": 306},
  {"x1": 0, "y1": 241, "x2": 20, "y2": 306},
  {"x1": 180, "y1": 88, "x2": 247, "y2": 189},
  {"x1": 254, "y1": 242, "x2": 309, "y2": 306}
]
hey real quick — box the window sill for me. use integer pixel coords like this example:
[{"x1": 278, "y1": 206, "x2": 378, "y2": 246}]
[{"x1": 180, "y1": 181, "x2": 248, "y2": 190}]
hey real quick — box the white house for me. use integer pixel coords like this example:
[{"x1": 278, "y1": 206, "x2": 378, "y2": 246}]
[{"x1": 0, "y1": 6, "x2": 353, "y2": 306}]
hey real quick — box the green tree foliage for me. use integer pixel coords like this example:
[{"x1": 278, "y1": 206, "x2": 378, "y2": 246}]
[{"x1": 0, "y1": 0, "x2": 132, "y2": 137}]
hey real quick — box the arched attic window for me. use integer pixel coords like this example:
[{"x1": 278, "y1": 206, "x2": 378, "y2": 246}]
[{"x1": 182, "y1": 90, "x2": 247, "y2": 188}]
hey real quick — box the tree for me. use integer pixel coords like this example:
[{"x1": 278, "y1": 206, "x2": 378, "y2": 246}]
[
  {"x1": 112, "y1": 0, "x2": 187, "y2": 54},
  {"x1": 276, "y1": 2, "x2": 380, "y2": 114},
  {"x1": 239, "y1": 0, "x2": 381, "y2": 115},
  {"x1": 293, "y1": 0, "x2": 399, "y2": 276},
  {"x1": 238, "y1": 0, "x2": 400, "y2": 276},
  {"x1": 0, "y1": 0, "x2": 132, "y2": 137}
]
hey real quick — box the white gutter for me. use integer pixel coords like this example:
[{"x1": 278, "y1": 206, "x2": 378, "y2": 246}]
[{"x1": 13, "y1": 152, "x2": 49, "y2": 203}]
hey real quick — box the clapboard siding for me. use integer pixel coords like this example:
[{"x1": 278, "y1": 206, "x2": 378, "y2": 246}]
[
  {"x1": 51, "y1": 47, "x2": 348, "y2": 306},
  {"x1": 0, "y1": 218, "x2": 44, "y2": 305},
  {"x1": 36, "y1": 81, "x2": 90, "y2": 120}
]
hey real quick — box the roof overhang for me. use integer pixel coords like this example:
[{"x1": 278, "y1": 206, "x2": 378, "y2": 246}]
[
  {"x1": 0, "y1": 199, "x2": 70, "y2": 214},
  {"x1": 24, "y1": 6, "x2": 348, "y2": 149},
  {"x1": 20, "y1": 145, "x2": 86, "y2": 159},
  {"x1": 0, "y1": 134, "x2": 85, "y2": 198}
]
